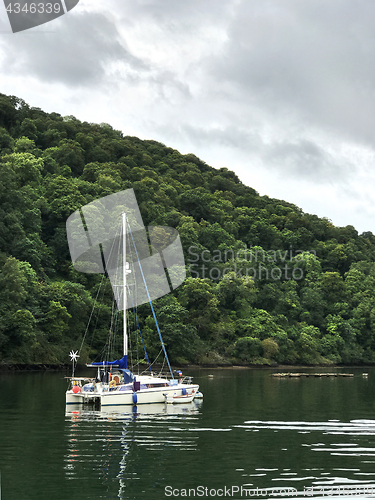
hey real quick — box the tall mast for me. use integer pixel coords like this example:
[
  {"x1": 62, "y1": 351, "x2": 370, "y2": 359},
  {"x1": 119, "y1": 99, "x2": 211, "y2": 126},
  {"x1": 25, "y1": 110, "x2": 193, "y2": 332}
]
[{"x1": 122, "y1": 212, "x2": 127, "y2": 367}]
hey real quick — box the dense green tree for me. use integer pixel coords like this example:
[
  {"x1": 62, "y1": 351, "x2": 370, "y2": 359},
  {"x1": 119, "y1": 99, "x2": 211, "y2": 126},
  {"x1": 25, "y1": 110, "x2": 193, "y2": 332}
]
[
  {"x1": 178, "y1": 278, "x2": 220, "y2": 340},
  {"x1": 153, "y1": 296, "x2": 203, "y2": 363},
  {"x1": 234, "y1": 336, "x2": 263, "y2": 362}
]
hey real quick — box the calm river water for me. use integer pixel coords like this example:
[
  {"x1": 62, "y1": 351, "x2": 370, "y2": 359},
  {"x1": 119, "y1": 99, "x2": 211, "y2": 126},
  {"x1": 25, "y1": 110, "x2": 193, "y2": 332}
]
[{"x1": 1, "y1": 367, "x2": 375, "y2": 499}]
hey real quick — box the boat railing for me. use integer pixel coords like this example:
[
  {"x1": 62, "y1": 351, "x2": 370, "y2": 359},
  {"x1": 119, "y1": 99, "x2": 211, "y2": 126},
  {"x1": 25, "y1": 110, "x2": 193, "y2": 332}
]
[
  {"x1": 181, "y1": 376, "x2": 193, "y2": 384},
  {"x1": 155, "y1": 372, "x2": 194, "y2": 385}
]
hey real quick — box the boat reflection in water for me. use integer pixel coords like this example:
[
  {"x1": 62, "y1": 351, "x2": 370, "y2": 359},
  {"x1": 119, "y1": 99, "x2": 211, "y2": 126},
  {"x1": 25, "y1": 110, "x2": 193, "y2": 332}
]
[
  {"x1": 64, "y1": 400, "x2": 203, "y2": 498},
  {"x1": 66, "y1": 399, "x2": 202, "y2": 418}
]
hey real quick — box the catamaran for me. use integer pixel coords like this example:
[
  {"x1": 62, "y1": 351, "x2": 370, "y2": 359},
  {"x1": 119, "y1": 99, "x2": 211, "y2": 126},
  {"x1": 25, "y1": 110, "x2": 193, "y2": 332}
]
[{"x1": 66, "y1": 212, "x2": 201, "y2": 407}]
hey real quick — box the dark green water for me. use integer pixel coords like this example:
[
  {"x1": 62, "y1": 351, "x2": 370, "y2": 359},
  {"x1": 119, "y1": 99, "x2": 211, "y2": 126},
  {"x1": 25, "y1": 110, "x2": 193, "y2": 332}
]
[{"x1": 1, "y1": 367, "x2": 375, "y2": 499}]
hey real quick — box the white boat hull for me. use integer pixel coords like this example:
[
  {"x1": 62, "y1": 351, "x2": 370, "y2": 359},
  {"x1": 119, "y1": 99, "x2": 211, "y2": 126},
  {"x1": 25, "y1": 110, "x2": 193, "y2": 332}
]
[
  {"x1": 66, "y1": 391, "x2": 85, "y2": 404},
  {"x1": 100, "y1": 384, "x2": 199, "y2": 406},
  {"x1": 66, "y1": 381, "x2": 200, "y2": 406}
]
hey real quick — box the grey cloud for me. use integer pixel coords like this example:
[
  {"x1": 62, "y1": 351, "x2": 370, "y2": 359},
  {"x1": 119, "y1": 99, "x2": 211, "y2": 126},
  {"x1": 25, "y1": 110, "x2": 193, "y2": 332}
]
[
  {"x1": 0, "y1": 15, "x2": 11, "y2": 33},
  {"x1": 0, "y1": 11, "x2": 148, "y2": 86},
  {"x1": 147, "y1": 70, "x2": 192, "y2": 102},
  {"x1": 265, "y1": 139, "x2": 351, "y2": 182},
  {"x1": 176, "y1": 123, "x2": 350, "y2": 184},
  {"x1": 107, "y1": 0, "x2": 234, "y2": 29},
  {"x1": 111, "y1": 0, "x2": 375, "y2": 186},
  {"x1": 181, "y1": 124, "x2": 262, "y2": 151},
  {"x1": 208, "y1": 0, "x2": 375, "y2": 147}
]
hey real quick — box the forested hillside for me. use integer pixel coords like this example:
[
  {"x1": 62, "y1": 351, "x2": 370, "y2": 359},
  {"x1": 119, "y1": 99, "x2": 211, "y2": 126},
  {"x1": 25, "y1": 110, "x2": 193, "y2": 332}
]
[{"x1": 1, "y1": 93, "x2": 375, "y2": 367}]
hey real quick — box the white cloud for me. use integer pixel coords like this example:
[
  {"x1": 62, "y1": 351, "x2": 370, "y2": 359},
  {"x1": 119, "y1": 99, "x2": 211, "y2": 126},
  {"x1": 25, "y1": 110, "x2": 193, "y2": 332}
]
[{"x1": 0, "y1": 10, "x2": 147, "y2": 86}]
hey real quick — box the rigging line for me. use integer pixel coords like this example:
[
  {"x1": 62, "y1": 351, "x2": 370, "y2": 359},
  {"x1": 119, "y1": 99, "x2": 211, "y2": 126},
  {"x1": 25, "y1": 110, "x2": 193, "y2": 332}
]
[
  {"x1": 87, "y1": 283, "x2": 105, "y2": 359},
  {"x1": 159, "y1": 355, "x2": 166, "y2": 377},
  {"x1": 127, "y1": 221, "x2": 174, "y2": 378},
  {"x1": 131, "y1": 301, "x2": 137, "y2": 374},
  {"x1": 127, "y1": 244, "x2": 140, "y2": 373},
  {"x1": 106, "y1": 219, "x2": 128, "y2": 362},
  {"x1": 107, "y1": 221, "x2": 123, "y2": 308},
  {"x1": 127, "y1": 291, "x2": 152, "y2": 373},
  {"x1": 101, "y1": 297, "x2": 116, "y2": 362},
  {"x1": 128, "y1": 309, "x2": 133, "y2": 371},
  {"x1": 106, "y1": 306, "x2": 113, "y2": 360},
  {"x1": 87, "y1": 222, "x2": 123, "y2": 363},
  {"x1": 110, "y1": 299, "x2": 117, "y2": 359},
  {"x1": 109, "y1": 225, "x2": 121, "y2": 361},
  {"x1": 111, "y1": 307, "x2": 119, "y2": 361},
  {"x1": 78, "y1": 274, "x2": 105, "y2": 356},
  {"x1": 131, "y1": 359, "x2": 143, "y2": 370},
  {"x1": 141, "y1": 347, "x2": 163, "y2": 375},
  {"x1": 135, "y1": 319, "x2": 139, "y2": 375}
]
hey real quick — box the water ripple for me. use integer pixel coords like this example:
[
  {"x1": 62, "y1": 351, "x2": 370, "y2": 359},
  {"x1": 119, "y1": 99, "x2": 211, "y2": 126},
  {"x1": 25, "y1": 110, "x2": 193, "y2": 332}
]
[
  {"x1": 234, "y1": 419, "x2": 375, "y2": 436},
  {"x1": 232, "y1": 418, "x2": 375, "y2": 496}
]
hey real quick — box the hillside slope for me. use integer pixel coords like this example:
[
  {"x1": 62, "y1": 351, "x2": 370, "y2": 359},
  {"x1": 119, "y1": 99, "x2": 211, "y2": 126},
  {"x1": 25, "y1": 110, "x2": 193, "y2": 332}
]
[{"x1": 1, "y1": 93, "x2": 375, "y2": 366}]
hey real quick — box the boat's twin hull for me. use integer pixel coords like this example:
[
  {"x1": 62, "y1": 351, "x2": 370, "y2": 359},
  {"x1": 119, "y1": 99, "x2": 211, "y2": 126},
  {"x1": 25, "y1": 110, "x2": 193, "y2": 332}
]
[{"x1": 66, "y1": 392, "x2": 86, "y2": 405}]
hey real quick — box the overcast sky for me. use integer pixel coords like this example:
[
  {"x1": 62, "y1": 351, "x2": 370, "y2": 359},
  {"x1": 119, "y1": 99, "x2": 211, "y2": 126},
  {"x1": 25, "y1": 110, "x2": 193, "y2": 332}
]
[{"x1": 1, "y1": 0, "x2": 375, "y2": 234}]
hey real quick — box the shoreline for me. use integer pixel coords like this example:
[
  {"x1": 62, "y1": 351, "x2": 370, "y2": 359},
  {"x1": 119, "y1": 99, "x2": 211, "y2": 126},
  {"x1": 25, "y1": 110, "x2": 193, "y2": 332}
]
[{"x1": 1, "y1": 362, "x2": 374, "y2": 372}]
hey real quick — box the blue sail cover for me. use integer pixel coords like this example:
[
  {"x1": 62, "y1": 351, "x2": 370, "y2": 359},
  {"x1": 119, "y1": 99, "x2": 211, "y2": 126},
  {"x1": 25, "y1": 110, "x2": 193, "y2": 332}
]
[
  {"x1": 120, "y1": 369, "x2": 135, "y2": 384},
  {"x1": 91, "y1": 354, "x2": 128, "y2": 369}
]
